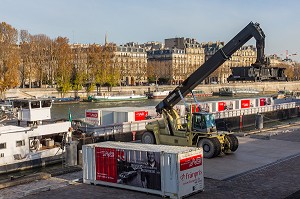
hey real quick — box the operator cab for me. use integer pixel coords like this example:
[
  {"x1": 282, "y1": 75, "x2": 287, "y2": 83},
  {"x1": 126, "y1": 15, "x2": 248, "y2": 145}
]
[{"x1": 192, "y1": 112, "x2": 217, "y2": 132}]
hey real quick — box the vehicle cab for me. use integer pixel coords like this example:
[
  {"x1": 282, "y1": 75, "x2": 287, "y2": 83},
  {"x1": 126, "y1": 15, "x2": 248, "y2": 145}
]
[{"x1": 192, "y1": 112, "x2": 217, "y2": 132}]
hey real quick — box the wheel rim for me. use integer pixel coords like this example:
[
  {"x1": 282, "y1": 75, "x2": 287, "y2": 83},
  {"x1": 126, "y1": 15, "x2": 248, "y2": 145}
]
[
  {"x1": 144, "y1": 135, "x2": 152, "y2": 144},
  {"x1": 203, "y1": 144, "x2": 210, "y2": 152}
]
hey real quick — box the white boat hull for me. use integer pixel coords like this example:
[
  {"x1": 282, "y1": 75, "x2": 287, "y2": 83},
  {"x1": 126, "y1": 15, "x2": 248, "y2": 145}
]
[{"x1": 0, "y1": 122, "x2": 71, "y2": 174}]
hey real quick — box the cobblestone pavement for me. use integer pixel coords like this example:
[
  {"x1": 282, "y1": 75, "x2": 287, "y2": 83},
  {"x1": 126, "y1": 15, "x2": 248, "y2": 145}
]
[{"x1": 1, "y1": 126, "x2": 300, "y2": 199}]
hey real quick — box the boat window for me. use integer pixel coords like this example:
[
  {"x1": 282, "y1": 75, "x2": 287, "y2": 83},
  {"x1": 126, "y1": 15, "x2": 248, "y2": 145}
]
[
  {"x1": 0, "y1": 143, "x2": 6, "y2": 150},
  {"x1": 16, "y1": 140, "x2": 25, "y2": 147},
  {"x1": 31, "y1": 101, "x2": 41, "y2": 109},
  {"x1": 13, "y1": 101, "x2": 29, "y2": 109},
  {"x1": 41, "y1": 100, "x2": 51, "y2": 108}
]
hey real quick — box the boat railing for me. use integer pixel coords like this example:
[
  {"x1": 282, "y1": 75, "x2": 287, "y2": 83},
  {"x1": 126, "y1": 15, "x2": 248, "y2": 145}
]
[
  {"x1": 79, "y1": 118, "x2": 158, "y2": 136},
  {"x1": 77, "y1": 102, "x2": 297, "y2": 136},
  {"x1": 214, "y1": 102, "x2": 296, "y2": 119}
]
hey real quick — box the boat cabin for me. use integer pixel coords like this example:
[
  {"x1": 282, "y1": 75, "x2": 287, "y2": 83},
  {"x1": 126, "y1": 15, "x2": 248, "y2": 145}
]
[
  {"x1": 13, "y1": 99, "x2": 52, "y2": 124},
  {"x1": 0, "y1": 99, "x2": 70, "y2": 174}
]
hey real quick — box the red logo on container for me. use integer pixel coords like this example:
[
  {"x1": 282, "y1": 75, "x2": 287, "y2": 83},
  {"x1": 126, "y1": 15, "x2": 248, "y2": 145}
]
[
  {"x1": 95, "y1": 147, "x2": 117, "y2": 183},
  {"x1": 191, "y1": 104, "x2": 200, "y2": 113},
  {"x1": 100, "y1": 150, "x2": 115, "y2": 157},
  {"x1": 86, "y1": 112, "x2": 98, "y2": 118},
  {"x1": 260, "y1": 98, "x2": 266, "y2": 106},
  {"x1": 218, "y1": 102, "x2": 225, "y2": 111},
  {"x1": 241, "y1": 99, "x2": 250, "y2": 109},
  {"x1": 180, "y1": 154, "x2": 202, "y2": 171},
  {"x1": 134, "y1": 111, "x2": 148, "y2": 121}
]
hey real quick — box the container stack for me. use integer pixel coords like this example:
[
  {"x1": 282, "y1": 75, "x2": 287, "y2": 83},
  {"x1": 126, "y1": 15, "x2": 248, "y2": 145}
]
[
  {"x1": 83, "y1": 141, "x2": 204, "y2": 198},
  {"x1": 175, "y1": 96, "x2": 274, "y2": 115},
  {"x1": 85, "y1": 106, "x2": 156, "y2": 126}
]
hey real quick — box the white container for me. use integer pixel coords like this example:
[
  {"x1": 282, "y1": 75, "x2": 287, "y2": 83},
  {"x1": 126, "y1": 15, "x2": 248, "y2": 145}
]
[
  {"x1": 235, "y1": 98, "x2": 251, "y2": 109},
  {"x1": 256, "y1": 97, "x2": 273, "y2": 107},
  {"x1": 85, "y1": 109, "x2": 102, "y2": 126},
  {"x1": 102, "y1": 110, "x2": 114, "y2": 125},
  {"x1": 85, "y1": 107, "x2": 156, "y2": 126},
  {"x1": 83, "y1": 142, "x2": 204, "y2": 198}
]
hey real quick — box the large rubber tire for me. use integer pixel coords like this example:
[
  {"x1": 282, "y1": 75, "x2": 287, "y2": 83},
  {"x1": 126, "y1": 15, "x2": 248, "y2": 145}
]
[
  {"x1": 197, "y1": 137, "x2": 221, "y2": 159},
  {"x1": 226, "y1": 134, "x2": 239, "y2": 152},
  {"x1": 141, "y1": 131, "x2": 155, "y2": 144}
]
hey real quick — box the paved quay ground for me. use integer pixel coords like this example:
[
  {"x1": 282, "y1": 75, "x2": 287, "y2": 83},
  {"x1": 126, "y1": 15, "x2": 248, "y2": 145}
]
[{"x1": 2, "y1": 125, "x2": 300, "y2": 199}]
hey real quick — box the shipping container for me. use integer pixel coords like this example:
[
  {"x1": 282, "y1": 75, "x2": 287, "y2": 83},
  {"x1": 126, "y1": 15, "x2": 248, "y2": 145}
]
[
  {"x1": 85, "y1": 106, "x2": 156, "y2": 126},
  {"x1": 83, "y1": 142, "x2": 204, "y2": 198},
  {"x1": 256, "y1": 97, "x2": 273, "y2": 107},
  {"x1": 85, "y1": 109, "x2": 102, "y2": 125}
]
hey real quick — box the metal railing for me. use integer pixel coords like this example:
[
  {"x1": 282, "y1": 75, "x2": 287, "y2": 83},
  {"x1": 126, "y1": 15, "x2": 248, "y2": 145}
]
[
  {"x1": 79, "y1": 119, "x2": 158, "y2": 137},
  {"x1": 79, "y1": 102, "x2": 297, "y2": 136},
  {"x1": 213, "y1": 102, "x2": 296, "y2": 119}
]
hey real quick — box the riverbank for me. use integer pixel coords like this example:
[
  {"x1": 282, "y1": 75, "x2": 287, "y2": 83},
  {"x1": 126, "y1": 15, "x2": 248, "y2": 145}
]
[{"x1": 4, "y1": 81, "x2": 300, "y2": 99}]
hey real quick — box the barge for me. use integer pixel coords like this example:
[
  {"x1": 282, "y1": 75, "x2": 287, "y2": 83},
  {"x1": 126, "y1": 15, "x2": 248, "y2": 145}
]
[
  {"x1": 73, "y1": 96, "x2": 300, "y2": 147},
  {"x1": 0, "y1": 99, "x2": 71, "y2": 174}
]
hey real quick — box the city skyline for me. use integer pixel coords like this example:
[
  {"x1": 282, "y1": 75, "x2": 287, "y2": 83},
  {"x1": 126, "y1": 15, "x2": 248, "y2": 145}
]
[{"x1": 1, "y1": 0, "x2": 300, "y2": 61}]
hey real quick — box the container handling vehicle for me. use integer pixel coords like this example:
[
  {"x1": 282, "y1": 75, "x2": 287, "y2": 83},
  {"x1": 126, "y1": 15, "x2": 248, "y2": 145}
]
[{"x1": 141, "y1": 21, "x2": 268, "y2": 158}]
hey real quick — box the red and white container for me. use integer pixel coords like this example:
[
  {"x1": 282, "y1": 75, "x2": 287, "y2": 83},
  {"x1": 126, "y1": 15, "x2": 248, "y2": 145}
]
[
  {"x1": 85, "y1": 106, "x2": 156, "y2": 126},
  {"x1": 83, "y1": 142, "x2": 204, "y2": 198},
  {"x1": 256, "y1": 97, "x2": 274, "y2": 107},
  {"x1": 235, "y1": 98, "x2": 252, "y2": 109}
]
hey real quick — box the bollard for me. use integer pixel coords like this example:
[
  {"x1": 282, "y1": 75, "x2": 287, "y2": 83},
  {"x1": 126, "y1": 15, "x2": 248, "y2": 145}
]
[
  {"x1": 255, "y1": 113, "x2": 263, "y2": 130},
  {"x1": 132, "y1": 131, "x2": 136, "y2": 141},
  {"x1": 239, "y1": 115, "x2": 243, "y2": 131},
  {"x1": 65, "y1": 141, "x2": 78, "y2": 166}
]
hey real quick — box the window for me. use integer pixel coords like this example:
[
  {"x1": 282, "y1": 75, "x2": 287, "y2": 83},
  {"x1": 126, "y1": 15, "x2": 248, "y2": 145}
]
[
  {"x1": 13, "y1": 101, "x2": 29, "y2": 109},
  {"x1": 16, "y1": 140, "x2": 25, "y2": 147},
  {"x1": 31, "y1": 101, "x2": 40, "y2": 109},
  {"x1": 41, "y1": 100, "x2": 51, "y2": 108},
  {"x1": 0, "y1": 143, "x2": 6, "y2": 150}
]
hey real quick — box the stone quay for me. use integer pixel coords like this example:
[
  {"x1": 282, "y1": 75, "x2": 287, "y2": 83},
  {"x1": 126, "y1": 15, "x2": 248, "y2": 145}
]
[{"x1": 4, "y1": 81, "x2": 300, "y2": 99}]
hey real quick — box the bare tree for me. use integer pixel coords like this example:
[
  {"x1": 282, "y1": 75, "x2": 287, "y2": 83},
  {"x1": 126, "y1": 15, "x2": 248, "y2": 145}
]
[
  {"x1": 19, "y1": 30, "x2": 31, "y2": 88},
  {"x1": 30, "y1": 34, "x2": 52, "y2": 88}
]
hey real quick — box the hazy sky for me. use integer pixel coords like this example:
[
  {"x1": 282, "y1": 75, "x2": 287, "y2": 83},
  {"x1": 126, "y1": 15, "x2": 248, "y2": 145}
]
[{"x1": 1, "y1": 0, "x2": 300, "y2": 61}]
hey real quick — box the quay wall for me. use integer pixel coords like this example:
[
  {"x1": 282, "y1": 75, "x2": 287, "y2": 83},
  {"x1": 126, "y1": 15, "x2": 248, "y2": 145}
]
[{"x1": 4, "y1": 81, "x2": 300, "y2": 99}]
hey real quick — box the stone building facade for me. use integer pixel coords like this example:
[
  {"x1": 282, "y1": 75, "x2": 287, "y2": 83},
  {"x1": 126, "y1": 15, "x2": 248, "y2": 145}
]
[
  {"x1": 147, "y1": 38, "x2": 258, "y2": 85},
  {"x1": 69, "y1": 39, "x2": 285, "y2": 87},
  {"x1": 202, "y1": 42, "x2": 257, "y2": 84},
  {"x1": 147, "y1": 37, "x2": 205, "y2": 85},
  {"x1": 114, "y1": 42, "x2": 148, "y2": 86}
]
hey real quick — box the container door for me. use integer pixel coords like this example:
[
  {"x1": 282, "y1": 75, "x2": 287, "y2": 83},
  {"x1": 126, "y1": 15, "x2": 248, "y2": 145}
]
[
  {"x1": 95, "y1": 147, "x2": 117, "y2": 183},
  {"x1": 83, "y1": 146, "x2": 96, "y2": 182},
  {"x1": 218, "y1": 102, "x2": 225, "y2": 111},
  {"x1": 134, "y1": 111, "x2": 148, "y2": 121},
  {"x1": 178, "y1": 150, "x2": 204, "y2": 198},
  {"x1": 161, "y1": 153, "x2": 178, "y2": 194},
  {"x1": 102, "y1": 111, "x2": 114, "y2": 125},
  {"x1": 241, "y1": 99, "x2": 250, "y2": 109},
  {"x1": 260, "y1": 98, "x2": 266, "y2": 106},
  {"x1": 85, "y1": 110, "x2": 101, "y2": 126}
]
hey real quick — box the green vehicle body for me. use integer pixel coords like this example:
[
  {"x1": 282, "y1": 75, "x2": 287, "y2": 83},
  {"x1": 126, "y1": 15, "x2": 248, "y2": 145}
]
[{"x1": 142, "y1": 109, "x2": 239, "y2": 158}]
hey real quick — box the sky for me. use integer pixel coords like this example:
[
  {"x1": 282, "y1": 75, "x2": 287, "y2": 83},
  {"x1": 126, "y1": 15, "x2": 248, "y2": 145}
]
[{"x1": 1, "y1": 0, "x2": 300, "y2": 61}]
